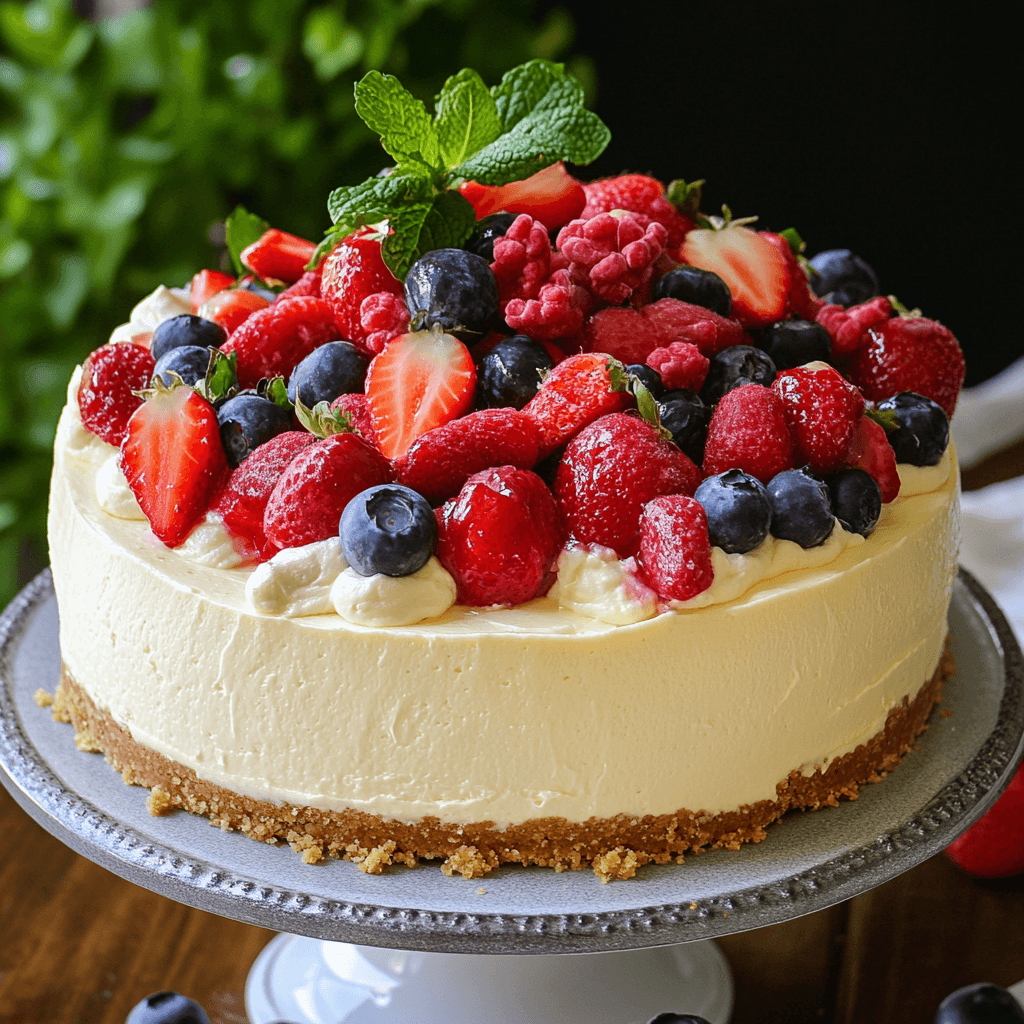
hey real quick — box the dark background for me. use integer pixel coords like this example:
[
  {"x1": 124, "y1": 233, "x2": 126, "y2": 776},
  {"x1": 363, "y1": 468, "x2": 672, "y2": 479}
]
[{"x1": 551, "y1": 2, "x2": 1018, "y2": 387}]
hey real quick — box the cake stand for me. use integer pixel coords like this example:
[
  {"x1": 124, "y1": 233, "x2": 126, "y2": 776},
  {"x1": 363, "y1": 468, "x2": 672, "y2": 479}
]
[{"x1": 2, "y1": 569, "x2": 1022, "y2": 1023}]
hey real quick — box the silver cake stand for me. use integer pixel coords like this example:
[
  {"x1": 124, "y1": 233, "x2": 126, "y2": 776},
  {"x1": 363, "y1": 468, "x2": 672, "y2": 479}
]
[{"x1": 2, "y1": 569, "x2": 1022, "y2": 1024}]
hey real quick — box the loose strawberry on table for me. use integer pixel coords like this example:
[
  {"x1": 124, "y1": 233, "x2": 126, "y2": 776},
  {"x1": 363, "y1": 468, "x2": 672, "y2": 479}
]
[{"x1": 77, "y1": 343, "x2": 156, "y2": 446}]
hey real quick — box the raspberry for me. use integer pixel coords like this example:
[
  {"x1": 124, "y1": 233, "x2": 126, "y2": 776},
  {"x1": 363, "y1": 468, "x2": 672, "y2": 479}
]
[
  {"x1": 640, "y1": 298, "x2": 745, "y2": 356},
  {"x1": 574, "y1": 307, "x2": 662, "y2": 364},
  {"x1": 844, "y1": 416, "x2": 900, "y2": 503},
  {"x1": 815, "y1": 296, "x2": 893, "y2": 356},
  {"x1": 637, "y1": 494, "x2": 714, "y2": 602},
  {"x1": 328, "y1": 393, "x2": 380, "y2": 451},
  {"x1": 77, "y1": 343, "x2": 156, "y2": 446},
  {"x1": 359, "y1": 291, "x2": 409, "y2": 355},
  {"x1": 503, "y1": 267, "x2": 591, "y2": 341},
  {"x1": 276, "y1": 267, "x2": 323, "y2": 302},
  {"x1": 490, "y1": 214, "x2": 558, "y2": 308},
  {"x1": 702, "y1": 384, "x2": 795, "y2": 484},
  {"x1": 581, "y1": 174, "x2": 693, "y2": 249},
  {"x1": 557, "y1": 212, "x2": 667, "y2": 304},
  {"x1": 646, "y1": 342, "x2": 710, "y2": 392}
]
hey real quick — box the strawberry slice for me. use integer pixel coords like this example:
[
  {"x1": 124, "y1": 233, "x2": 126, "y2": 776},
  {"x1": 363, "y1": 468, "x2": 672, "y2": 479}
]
[
  {"x1": 844, "y1": 416, "x2": 901, "y2": 502},
  {"x1": 241, "y1": 228, "x2": 317, "y2": 284},
  {"x1": 120, "y1": 382, "x2": 229, "y2": 547},
  {"x1": 190, "y1": 269, "x2": 235, "y2": 312},
  {"x1": 199, "y1": 288, "x2": 270, "y2": 335},
  {"x1": 365, "y1": 329, "x2": 476, "y2": 460},
  {"x1": 459, "y1": 162, "x2": 586, "y2": 231},
  {"x1": 679, "y1": 225, "x2": 790, "y2": 328}
]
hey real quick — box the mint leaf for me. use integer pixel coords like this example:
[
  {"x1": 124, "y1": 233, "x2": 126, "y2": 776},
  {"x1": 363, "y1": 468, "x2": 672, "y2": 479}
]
[
  {"x1": 667, "y1": 178, "x2": 704, "y2": 220},
  {"x1": 354, "y1": 70, "x2": 442, "y2": 179},
  {"x1": 434, "y1": 68, "x2": 502, "y2": 169},
  {"x1": 225, "y1": 206, "x2": 269, "y2": 276},
  {"x1": 379, "y1": 190, "x2": 477, "y2": 281},
  {"x1": 491, "y1": 59, "x2": 571, "y2": 131}
]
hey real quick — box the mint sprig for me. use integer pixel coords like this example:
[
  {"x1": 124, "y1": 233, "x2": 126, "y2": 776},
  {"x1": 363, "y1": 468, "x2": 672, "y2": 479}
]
[{"x1": 225, "y1": 205, "x2": 269, "y2": 276}]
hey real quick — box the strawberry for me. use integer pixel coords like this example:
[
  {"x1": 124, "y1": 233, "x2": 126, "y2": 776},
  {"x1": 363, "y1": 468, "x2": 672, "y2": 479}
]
[
  {"x1": 848, "y1": 315, "x2": 966, "y2": 418},
  {"x1": 262, "y1": 431, "x2": 392, "y2": 550},
  {"x1": 554, "y1": 413, "x2": 702, "y2": 558},
  {"x1": 574, "y1": 307, "x2": 662, "y2": 364},
  {"x1": 211, "y1": 431, "x2": 317, "y2": 561},
  {"x1": 771, "y1": 363, "x2": 866, "y2": 474},
  {"x1": 276, "y1": 267, "x2": 323, "y2": 302},
  {"x1": 364, "y1": 328, "x2": 476, "y2": 460},
  {"x1": 679, "y1": 224, "x2": 790, "y2": 329},
  {"x1": 394, "y1": 408, "x2": 541, "y2": 505},
  {"x1": 241, "y1": 228, "x2": 316, "y2": 284},
  {"x1": 646, "y1": 342, "x2": 710, "y2": 392},
  {"x1": 638, "y1": 494, "x2": 714, "y2": 601},
  {"x1": 702, "y1": 384, "x2": 795, "y2": 484},
  {"x1": 522, "y1": 352, "x2": 631, "y2": 459},
  {"x1": 459, "y1": 162, "x2": 586, "y2": 231},
  {"x1": 120, "y1": 381, "x2": 229, "y2": 547},
  {"x1": 189, "y1": 269, "x2": 235, "y2": 312},
  {"x1": 844, "y1": 416, "x2": 900, "y2": 503},
  {"x1": 815, "y1": 296, "x2": 893, "y2": 356},
  {"x1": 220, "y1": 296, "x2": 340, "y2": 389},
  {"x1": 946, "y1": 757, "x2": 1024, "y2": 878},
  {"x1": 761, "y1": 231, "x2": 824, "y2": 321},
  {"x1": 198, "y1": 288, "x2": 270, "y2": 336},
  {"x1": 436, "y1": 466, "x2": 564, "y2": 606},
  {"x1": 329, "y1": 393, "x2": 380, "y2": 450},
  {"x1": 580, "y1": 173, "x2": 694, "y2": 249},
  {"x1": 77, "y1": 343, "x2": 156, "y2": 446}
]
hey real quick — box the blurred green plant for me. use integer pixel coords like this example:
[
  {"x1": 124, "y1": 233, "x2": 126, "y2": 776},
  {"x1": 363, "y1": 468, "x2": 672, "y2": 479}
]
[{"x1": 0, "y1": 0, "x2": 593, "y2": 606}]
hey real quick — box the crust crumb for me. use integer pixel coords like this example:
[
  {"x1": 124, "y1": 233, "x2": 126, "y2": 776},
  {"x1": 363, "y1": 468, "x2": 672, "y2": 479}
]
[
  {"x1": 51, "y1": 683, "x2": 72, "y2": 723},
  {"x1": 73, "y1": 727, "x2": 102, "y2": 753},
  {"x1": 34, "y1": 688, "x2": 53, "y2": 708},
  {"x1": 287, "y1": 830, "x2": 325, "y2": 863},
  {"x1": 352, "y1": 841, "x2": 397, "y2": 875},
  {"x1": 146, "y1": 788, "x2": 174, "y2": 816},
  {"x1": 593, "y1": 846, "x2": 640, "y2": 883},
  {"x1": 441, "y1": 845, "x2": 498, "y2": 879}
]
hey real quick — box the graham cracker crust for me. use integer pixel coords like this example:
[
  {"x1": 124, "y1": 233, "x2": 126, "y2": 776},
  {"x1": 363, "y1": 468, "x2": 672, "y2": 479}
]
[{"x1": 53, "y1": 641, "x2": 952, "y2": 881}]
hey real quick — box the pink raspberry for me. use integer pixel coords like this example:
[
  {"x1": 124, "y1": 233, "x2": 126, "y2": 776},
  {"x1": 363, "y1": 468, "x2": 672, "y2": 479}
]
[
  {"x1": 641, "y1": 298, "x2": 745, "y2": 356},
  {"x1": 359, "y1": 291, "x2": 410, "y2": 355},
  {"x1": 816, "y1": 296, "x2": 893, "y2": 355},
  {"x1": 646, "y1": 342, "x2": 710, "y2": 392},
  {"x1": 504, "y1": 267, "x2": 592, "y2": 341},
  {"x1": 490, "y1": 214, "x2": 562, "y2": 308},
  {"x1": 637, "y1": 494, "x2": 714, "y2": 601},
  {"x1": 574, "y1": 307, "x2": 662, "y2": 364}
]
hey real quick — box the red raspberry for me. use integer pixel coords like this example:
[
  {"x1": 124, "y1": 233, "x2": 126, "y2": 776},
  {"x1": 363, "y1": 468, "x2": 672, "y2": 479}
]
[
  {"x1": 221, "y1": 297, "x2": 340, "y2": 389},
  {"x1": 848, "y1": 315, "x2": 965, "y2": 418},
  {"x1": 359, "y1": 291, "x2": 409, "y2": 355},
  {"x1": 437, "y1": 466, "x2": 564, "y2": 606},
  {"x1": 703, "y1": 384, "x2": 795, "y2": 484},
  {"x1": 503, "y1": 267, "x2": 591, "y2": 341},
  {"x1": 640, "y1": 298, "x2": 745, "y2": 356},
  {"x1": 844, "y1": 417, "x2": 900, "y2": 503},
  {"x1": 815, "y1": 296, "x2": 892, "y2": 356},
  {"x1": 581, "y1": 174, "x2": 694, "y2": 249},
  {"x1": 557, "y1": 212, "x2": 667, "y2": 304},
  {"x1": 77, "y1": 343, "x2": 156, "y2": 446},
  {"x1": 761, "y1": 232, "x2": 824, "y2": 321},
  {"x1": 554, "y1": 413, "x2": 702, "y2": 558},
  {"x1": 329, "y1": 393, "x2": 380, "y2": 450},
  {"x1": 771, "y1": 364, "x2": 866, "y2": 474},
  {"x1": 646, "y1": 342, "x2": 710, "y2": 392},
  {"x1": 276, "y1": 267, "x2": 323, "y2": 302},
  {"x1": 490, "y1": 214, "x2": 559, "y2": 308},
  {"x1": 638, "y1": 494, "x2": 714, "y2": 602},
  {"x1": 574, "y1": 307, "x2": 662, "y2": 364}
]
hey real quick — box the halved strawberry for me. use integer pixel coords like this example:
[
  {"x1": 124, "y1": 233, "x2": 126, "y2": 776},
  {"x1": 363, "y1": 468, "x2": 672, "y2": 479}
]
[
  {"x1": 364, "y1": 328, "x2": 476, "y2": 460},
  {"x1": 679, "y1": 224, "x2": 790, "y2": 328},
  {"x1": 241, "y1": 228, "x2": 317, "y2": 284},
  {"x1": 120, "y1": 381, "x2": 229, "y2": 547},
  {"x1": 199, "y1": 288, "x2": 270, "y2": 335},
  {"x1": 459, "y1": 162, "x2": 586, "y2": 231},
  {"x1": 844, "y1": 416, "x2": 901, "y2": 503},
  {"x1": 190, "y1": 269, "x2": 235, "y2": 312}
]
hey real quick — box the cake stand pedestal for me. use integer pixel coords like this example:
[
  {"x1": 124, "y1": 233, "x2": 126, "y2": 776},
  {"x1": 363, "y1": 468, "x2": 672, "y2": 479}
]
[{"x1": 2, "y1": 569, "x2": 1022, "y2": 1024}]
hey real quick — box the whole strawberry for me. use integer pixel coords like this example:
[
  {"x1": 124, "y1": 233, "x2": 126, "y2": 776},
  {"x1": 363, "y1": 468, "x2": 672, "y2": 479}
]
[
  {"x1": 580, "y1": 173, "x2": 693, "y2": 249},
  {"x1": 639, "y1": 298, "x2": 745, "y2": 356},
  {"x1": 77, "y1": 343, "x2": 156, "y2": 446},
  {"x1": 436, "y1": 466, "x2": 564, "y2": 606},
  {"x1": 946, "y1": 756, "x2": 1024, "y2": 879},
  {"x1": 554, "y1": 413, "x2": 702, "y2": 558},
  {"x1": 844, "y1": 416, "x2": 900, "y2": 503},
  {"x1": 702, "y1": 384, "x2": 795, "y2": 484},
  {"x1": 328, "y1": 393, "x2": 380, "y2": 450},
  {"x1": 638, "y1": 494, "x2": 714, "y2": 601}
]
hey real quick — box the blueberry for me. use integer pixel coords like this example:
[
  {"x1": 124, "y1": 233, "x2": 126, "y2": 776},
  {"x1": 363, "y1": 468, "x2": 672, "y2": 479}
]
[
  {"x1": 287, "y1": 341, "x2": 367, "y2": 408},
  {"x1": 240, "y1": 278, "x2": 279, "y2": 301},
  {"x1": 626, "y1": 363, "x2": 666, "y2": 400},
  {"x1": 935, "y1": 982, "x2": 1024, "y2": 1024},
  {"x1": 876, "y1": 392, "x2": 949, "y2": 466},
  {"x1": 808, "y1": 248, "x2": 880, "y2": 307},
  {"x1": 340, "y1": 484, "x2": 438, "y2": 577},
  {"x1": 405, "y1": 248, "x2": 499, "y2": 335},
  {"x1": 476, "y1": 335, "x2": 553, "y2": 409},
  {"x1": 150, "y1": 315, "x2": 225, "y2": 362},
  {"x1": 760, "y1": 319, "x2": 832, "y2": 371},
  {"x1": 153, "y1": 345, "x2": 212, "y2": 388},
  {"x1": 700, "y1": 346, "x2": 777, "y2": 406},
  {"x1": 647, "y1": 1015, "x2": 712, "y2": 1024},
  {"x1": 695, "y1": 470, "x2": 772, "y2": 553},
  {"x1": 653, "y1": 266, "x2": 732, "y2": 317},
  {"x1": 125, "y1": 990, "x2": 210, "y2": 1024},
  {"x1": 217, "y1": 393, "x2": 292, "y2": 468},
  {"x1": 464, "y1": 212, "x2": 517, "y2": 263},
  {"x1": 767, "y1": 468, "x2": 834, "y2": 548},
  {"x1": 826, "y1": 468, "x2": 881, "y2": 537},
  {"x1": 656, "y1": 389, "x2": 708, "y2": 464}
]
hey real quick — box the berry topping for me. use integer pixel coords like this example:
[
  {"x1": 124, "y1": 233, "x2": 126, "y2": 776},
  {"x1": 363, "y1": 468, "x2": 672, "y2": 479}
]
[
  {"x1": 394, "y1": 408, "x2": 541, "y2": 505},
  {"x1": 702, "y1": 384, "x2": 795, "y2": 485},
  {"x1": 120, "y1": 381, "x2": 229, "y2": 547},
  {"x1": 150, "y1": 314, "x2": 226, "y2": 363},
  {"x1": 625, "y1": 363, "x2": 666, "y2": 400},
  {"x1": 437, "y1": 465, "x2": 564, "y2": 606},
  {"x1": 459, "y1": 162, "x2": 586, "y2": 231},
  {"x1": 503, "y1": 266, "x2": 591, "y2": 340},
  {"x1": 77, "y1": 343, "x2": 156, "y2": 446},
  {"x1": 476, "y1": 335, "x2": 554, "y2": 410},
  {"x1": 695, "y1": 469, "x2": 772, "y2": 553},
  {"x1": 656, "y1": 389, "x2": 709, "y2": 464},
  {"x1": 760, "y1": 319, "x2": 832, "y2": 370},
  {"x1": 653, "y1": 266, "x2": 732, "y2": 317},
  {"x1": 216, "y1": 393, "x2": 292, "y2": 469},
  {"x1": 404, "y1": 248, "x2": 499, "y2": 335},
  {"x1": 153, "y1": 345, "x2": 212, "y2": 388},
  {"x1": 329, "y1": 392, "x2": 380, "y2": 449},
  {"x1": 340, "y1": 484, "x2": 438, "y2": 577},
  {"x1": 762, "y1": 230, "x2": 823, "y2": 322},
  {"x1": 646, "y1": 342, "x2": 710, "y2": 393},
  {"x1": 875, "y1": 392, "x2": 950, "y2": 466},
  {"x1": 554, "y1": 412, "x2": 701, "y2": 558},
  {"x1": 220, "y1": 296, "x2": 340, "y2": 389},
  {"x1": 826, "y1": 467, "x2": 881, "y2": 537},
  {"x1": 238, "y1": 276, "x2": 279, "y2": 302},
  {"x1": 263, "y1": 431, "x2": 392, "y2": 550},
  {"x1": 489, "y1": 213, "x2": 558, "y2": 309},
  {"x1": 844, "y1": 416, "x2": 901, "y2": 503},
  {"x1": 240, "y1": 228, "x2": 316, "y2": 284},
  {"x1": 766, "y1": 467, "x2": 834, "y2": 548},
  {"x1": 125, "y1": 990, "x2": 211, "y2": 1024},
  {"x1": 701, "y1": 346, "x2": 777, "y2": 406},
  {"x1": 364, "y1": 328, "x2": 476, "y2": 460},
  {"x1": 639, "y1": 297, "x2": 745, "y2": 356},
  {"x1": 358, "y1": 290, "x2": 410, "y2": 356},
  {"x1": 198, "y1": 288, "x2": 270, "y2": 336},
  {"x1": 946, "y1": 757, "x2": 1024, "y2": 880},
  {"x1": 807, "y1": 248, "x2": 880, "y2": 307},
  {"x1": 815, "y1": 295, "x2": 892, "y2": 356},
  {"x1": 580, "y1": 173, "x2": 693, "y2": 249},
  {"x1": 465, "y1": 212, "x2": 517, "y2": 262},
  {"x1": 574, "y1": 306, "x2": 663, "y2": 364},
  {"x1": 286, "y1": 341, "x2": 367, "y2": 408},
  {"x1": 637, "y1": 494, "x2": 714, "y2": 602},
  {"x1": 189, "y1": 269, "x2": 235, "y2": 311},
  {"x1": 935, "y1": 982, "x2": 1024, "y2": 1024},
  {"x1": 276, "y1": 266, "x2": 323, "y2": 302}
]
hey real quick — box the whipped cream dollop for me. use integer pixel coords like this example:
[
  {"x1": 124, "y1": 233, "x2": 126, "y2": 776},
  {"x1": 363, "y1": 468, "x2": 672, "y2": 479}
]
[
  {"x1": 550, "y1": 546, "x2": 658, "y2": 624},
  {"x1": 331, "y1": 557, "x2": 457, "y2": 627},
  {"x1": 246, "y1": 538, "x2": 348, "y2": 616},
  {"x1": 178, "y1": 517, "x2": 245, "y2": 570},
  {"x1": 95, "y1": 453, "x2": 145, "y2": 520},
  {"x1": 108, "y1": 285, "x2": 191, "y2": 345}
]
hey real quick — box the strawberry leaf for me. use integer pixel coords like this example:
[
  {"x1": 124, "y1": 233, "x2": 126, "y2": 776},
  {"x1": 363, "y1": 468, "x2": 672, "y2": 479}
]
[
  {"x1": 193, "y1": 349, "x2": 238, "y2": 404},
  {"x1": 355, "y1": 71, "x2": 443, "y2": 180},
  {"x1": 866, "y1": 407, "x2": 899, "y2": 431},
  {"x1": 434, "y1": 68, "x2": 502, "y2": 169},
  {"x1": 259, "y1": 375, "x2": 291, "y2": 412},
  {"x1": 225, "y1": 206, "x2": 269, "y2": 276},
  {"x1": 294, "y1": 393, "x2": 355, "y2": 438},
  {"x1": 379, "y1": 190, "x2": 477, "y2": 280},
  {"x1": 666, "y1": 178, "x2": 704, "y2": 220},
  {"x1": 779, "y1": 227, "x2": 805, "y2": 254}
]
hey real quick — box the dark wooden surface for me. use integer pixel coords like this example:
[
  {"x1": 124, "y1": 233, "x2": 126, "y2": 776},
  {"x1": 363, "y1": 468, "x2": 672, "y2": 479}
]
[{"x1": 2, "y1": 443, "x2": 1023, "y2": 1024}]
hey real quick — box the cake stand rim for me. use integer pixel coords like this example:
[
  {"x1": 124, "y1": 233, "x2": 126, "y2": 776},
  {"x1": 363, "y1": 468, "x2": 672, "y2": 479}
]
[{"x1": 1, "y1": 566, "x2": 1021, "y2": 955}]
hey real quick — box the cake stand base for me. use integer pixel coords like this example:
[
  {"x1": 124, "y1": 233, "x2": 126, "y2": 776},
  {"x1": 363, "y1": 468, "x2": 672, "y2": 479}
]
[{"x1": 245, "y1": 934, "x2": 734, "y2": 1024}]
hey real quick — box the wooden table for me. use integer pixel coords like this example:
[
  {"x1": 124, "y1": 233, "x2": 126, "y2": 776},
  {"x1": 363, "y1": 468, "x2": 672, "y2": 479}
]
[{"x1": 3, "y1": 445, "x2": 1023, "y2": 1024}]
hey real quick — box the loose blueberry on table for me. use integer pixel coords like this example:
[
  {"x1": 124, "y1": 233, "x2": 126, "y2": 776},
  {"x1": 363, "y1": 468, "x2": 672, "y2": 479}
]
[
  {"x1": 934, "y1": 983, "x2": 1024, "y2": 1024},
  {"x1": 125, "y1": 991, "x2": 210, "y2": 1024}
]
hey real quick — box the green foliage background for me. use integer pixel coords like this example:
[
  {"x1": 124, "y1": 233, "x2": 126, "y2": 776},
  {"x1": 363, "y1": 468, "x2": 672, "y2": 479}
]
[{"x1": 0, "y1": 0, "x2": 591, "y2": 606}]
